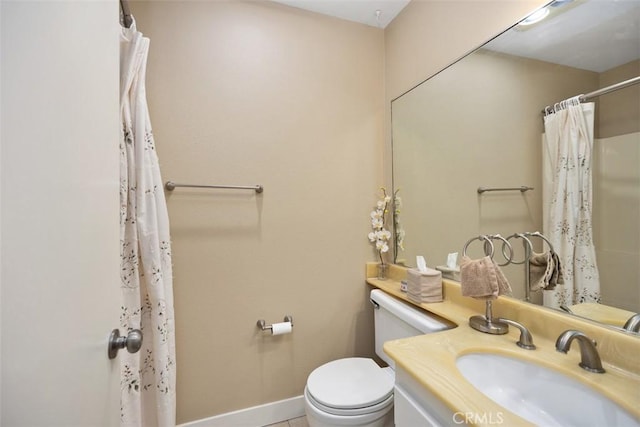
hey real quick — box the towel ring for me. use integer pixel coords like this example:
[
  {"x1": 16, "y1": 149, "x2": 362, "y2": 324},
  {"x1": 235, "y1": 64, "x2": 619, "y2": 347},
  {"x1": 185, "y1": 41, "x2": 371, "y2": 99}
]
[
  {"x1": 463, "y1": 235, "x2": 494, "y2": 259},
  {"x1": 524, "y1": 231, "x2": 554, "y2": 253},
  {"x1": 490, "y1": 234, "x2": 513, "y2": 266},
  {"x1": 504, "y1": 233, "x2": 533, "y2": 265}
]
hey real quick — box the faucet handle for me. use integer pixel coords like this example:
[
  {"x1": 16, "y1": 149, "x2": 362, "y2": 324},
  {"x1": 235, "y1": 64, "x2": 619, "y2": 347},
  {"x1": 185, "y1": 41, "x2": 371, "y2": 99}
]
[{"x1": 497, "y1": 318, "x2": 536, "y2": 350}]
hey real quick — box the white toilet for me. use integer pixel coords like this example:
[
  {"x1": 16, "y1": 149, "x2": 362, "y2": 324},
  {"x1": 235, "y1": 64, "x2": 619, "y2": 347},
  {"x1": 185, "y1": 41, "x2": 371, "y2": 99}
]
[{"x1": 304, "y1": 289, "x2": 452, "y2": 427}]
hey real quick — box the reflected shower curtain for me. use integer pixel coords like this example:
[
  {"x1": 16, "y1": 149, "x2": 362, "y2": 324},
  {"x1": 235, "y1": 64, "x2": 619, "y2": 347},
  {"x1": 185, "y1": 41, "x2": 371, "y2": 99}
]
[
  {"x1": 542, "y1": 96, "x2": 600, "y2": 307},
  {"x1": 120, "y1": 20, "x2": 176, "y2": 426}
]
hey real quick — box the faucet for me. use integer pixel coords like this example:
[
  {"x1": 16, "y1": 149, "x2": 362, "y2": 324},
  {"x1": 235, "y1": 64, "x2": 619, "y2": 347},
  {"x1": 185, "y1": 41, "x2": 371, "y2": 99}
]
[
  {"x1": 555, "y1": 330, "x2": 605, "y2": 373},
  {"x1": 496, "y1": 318, "x2": 536, "y2": 350},
  {"x1": 559, "y1": 304, "x2": 574, "y2": 314},
  {"x1": 623, "y1": 313, "x2": 640, "y2": 333}
]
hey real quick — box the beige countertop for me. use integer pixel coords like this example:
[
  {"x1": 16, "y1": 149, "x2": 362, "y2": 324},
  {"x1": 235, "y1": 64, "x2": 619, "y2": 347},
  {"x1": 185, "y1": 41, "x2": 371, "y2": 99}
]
[
  {"x1": 569, "y1": 302, "x2": 636, "y2": 327},
  {"x1": 366, "y1": 263, "x2": 640, "y2": 426}
]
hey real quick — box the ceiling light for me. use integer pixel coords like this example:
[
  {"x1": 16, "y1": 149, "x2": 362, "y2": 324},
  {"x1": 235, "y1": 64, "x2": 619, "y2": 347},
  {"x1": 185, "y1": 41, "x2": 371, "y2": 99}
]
[{"x1": 519, "y1": 7, "x2": 550, "y2": 26}]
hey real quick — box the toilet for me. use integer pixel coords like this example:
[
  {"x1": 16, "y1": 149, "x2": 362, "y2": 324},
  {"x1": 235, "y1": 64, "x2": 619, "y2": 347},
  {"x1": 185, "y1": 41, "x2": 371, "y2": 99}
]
[{"x1": 304, "y1": 289, "x2": 452, "y2": 427}]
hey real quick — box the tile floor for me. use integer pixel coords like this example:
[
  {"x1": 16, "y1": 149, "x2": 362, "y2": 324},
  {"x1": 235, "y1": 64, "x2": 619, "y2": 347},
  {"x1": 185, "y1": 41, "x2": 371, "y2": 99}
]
[{"x1": 264, "y1": 415, "x2": 309, "y2": 427}]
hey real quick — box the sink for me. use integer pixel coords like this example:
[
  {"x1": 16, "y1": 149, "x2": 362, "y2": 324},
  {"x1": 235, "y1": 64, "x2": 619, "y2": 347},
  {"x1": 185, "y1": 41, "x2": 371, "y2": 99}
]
[{"x1": 456, "y1": 353, "x2": 639, "y2": 427}]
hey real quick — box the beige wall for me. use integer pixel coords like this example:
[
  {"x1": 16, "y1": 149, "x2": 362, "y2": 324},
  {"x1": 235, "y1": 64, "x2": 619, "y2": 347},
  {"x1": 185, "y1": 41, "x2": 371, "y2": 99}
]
[
  {"x1": 383, "y1": 0, "x2": 547, "y2": 204},
  {"x1": 384, "y1": 0, "x2": 546, "y2": 101},
  {"x1": 383, "y1": 0, "x2": 548, "y2": 297},
  {"x1": 132, "y1": 0, "x2": 559, "y2": 423},
  {"x1": 598, "y1": 59, "x2": 640, "y2": 139},
  {"x1": 593, "y1": 59, "x2": 640, "y2": 312},
  {"x1": 384, "y1": 1, "x2": 640, "y2": 311},
  {"x1": 391, "y1": 51, "x2": 598, "y2": 300},
  {"x1": 131, "y1": 1, "x2": 383, "y2": 422}
]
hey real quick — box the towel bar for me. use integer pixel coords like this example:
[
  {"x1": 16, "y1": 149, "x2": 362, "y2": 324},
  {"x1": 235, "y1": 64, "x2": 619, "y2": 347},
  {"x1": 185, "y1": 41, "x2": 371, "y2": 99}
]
[
  {"x1": 477, "y1": 186, "x2": 533, "y2": 194},
  {"x1": 165, "y1": 181, "x2": 263, "y2": 193}
]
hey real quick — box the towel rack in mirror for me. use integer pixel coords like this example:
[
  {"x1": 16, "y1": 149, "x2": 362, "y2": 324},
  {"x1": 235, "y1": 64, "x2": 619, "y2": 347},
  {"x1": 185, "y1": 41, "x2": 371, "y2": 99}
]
[{"x1": 477, "y1": 186, "x2": 534, "y2": 194}]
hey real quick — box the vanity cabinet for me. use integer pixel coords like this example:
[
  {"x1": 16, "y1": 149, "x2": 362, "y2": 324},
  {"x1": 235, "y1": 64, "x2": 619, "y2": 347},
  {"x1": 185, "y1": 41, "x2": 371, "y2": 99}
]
[{"x1": 394, "y1": 367, "x2": 455, "y2": 427}]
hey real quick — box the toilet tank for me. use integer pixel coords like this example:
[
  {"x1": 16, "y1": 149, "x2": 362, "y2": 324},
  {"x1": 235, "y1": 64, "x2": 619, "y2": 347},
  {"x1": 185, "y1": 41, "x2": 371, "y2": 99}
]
[{"x1": 370, "y1": 289, "x2": 454, "y2": 368}]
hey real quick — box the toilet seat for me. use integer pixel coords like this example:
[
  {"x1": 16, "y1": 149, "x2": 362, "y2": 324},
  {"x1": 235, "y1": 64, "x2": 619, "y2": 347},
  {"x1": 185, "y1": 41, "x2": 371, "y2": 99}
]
[
  {"x1": 305, "y1": 358, "x2": 394, "y2": 416},
  {"x1": 305, "y1": 386, "x2": 393, "y2": 417}
]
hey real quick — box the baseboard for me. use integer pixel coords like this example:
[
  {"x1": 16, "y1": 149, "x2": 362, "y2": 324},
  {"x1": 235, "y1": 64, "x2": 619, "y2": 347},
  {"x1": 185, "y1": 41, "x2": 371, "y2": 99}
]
[{"x1": 178, "y1": 395, "x2": 305, "y2": 427}]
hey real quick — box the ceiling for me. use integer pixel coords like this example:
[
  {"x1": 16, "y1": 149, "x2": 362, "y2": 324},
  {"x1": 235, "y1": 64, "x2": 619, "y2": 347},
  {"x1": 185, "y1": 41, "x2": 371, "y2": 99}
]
[
  {"x1": 271, "y1": 0, "x2": 411, "y2": 28},
  {"x1": 270, "y1": 0, "x2": 640, "y2": 73},
  {"x1": 484, "y1": 0, "x2": 640, "y2": 73}
]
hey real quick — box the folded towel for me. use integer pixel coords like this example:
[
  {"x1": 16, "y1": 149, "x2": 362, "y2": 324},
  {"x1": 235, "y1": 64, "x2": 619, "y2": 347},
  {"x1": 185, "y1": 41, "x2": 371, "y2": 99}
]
[
  {"x1": 529, "y1": 250, "x2": 563, "y2": 291},
  {"x1": 460, "y1": 255, "x2": 512, "y2": 299},
  {"x1": 550, "y1": 251, "x2": 564, "y2": 286}
]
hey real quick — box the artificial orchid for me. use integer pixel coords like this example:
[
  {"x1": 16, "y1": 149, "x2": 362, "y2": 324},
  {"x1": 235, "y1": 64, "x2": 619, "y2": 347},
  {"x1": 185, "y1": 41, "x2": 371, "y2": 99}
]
[{"x1": 368, "y1": 188, "x2": 392, "y2": 264}]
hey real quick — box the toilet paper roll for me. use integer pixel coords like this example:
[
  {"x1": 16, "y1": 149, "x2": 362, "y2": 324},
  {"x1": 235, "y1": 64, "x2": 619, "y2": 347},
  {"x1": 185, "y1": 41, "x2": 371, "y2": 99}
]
[{"x1": 271, "y1": 321, "x2": 292, "y2": 335}]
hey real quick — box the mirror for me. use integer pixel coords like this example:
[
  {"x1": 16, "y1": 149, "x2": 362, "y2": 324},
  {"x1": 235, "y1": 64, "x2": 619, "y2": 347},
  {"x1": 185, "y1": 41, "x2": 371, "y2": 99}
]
[{"x1": 391, "y1": 0, "x2": 640, "y2": 332}]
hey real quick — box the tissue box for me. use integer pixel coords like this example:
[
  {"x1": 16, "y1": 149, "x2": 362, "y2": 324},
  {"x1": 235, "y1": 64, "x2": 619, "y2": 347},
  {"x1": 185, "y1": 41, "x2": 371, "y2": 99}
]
[
  {"x1": 436, "y1": 265, "x2": 461, "y2": 281},
  {"x1": 406, "y1": 268, "x2": 443, "y2": 303}
]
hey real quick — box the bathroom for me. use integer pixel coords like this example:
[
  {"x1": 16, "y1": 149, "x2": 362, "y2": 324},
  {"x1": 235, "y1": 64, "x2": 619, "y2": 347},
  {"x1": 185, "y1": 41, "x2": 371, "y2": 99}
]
[{"x1": 1, "y1": 0, "x2": 638, "y2": 426}]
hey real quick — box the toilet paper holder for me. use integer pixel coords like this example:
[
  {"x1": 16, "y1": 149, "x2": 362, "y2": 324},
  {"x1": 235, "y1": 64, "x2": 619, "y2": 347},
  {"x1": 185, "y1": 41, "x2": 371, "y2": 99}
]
[{"x1": 257, "y1": 315, "x2": 293, "y2": 331}]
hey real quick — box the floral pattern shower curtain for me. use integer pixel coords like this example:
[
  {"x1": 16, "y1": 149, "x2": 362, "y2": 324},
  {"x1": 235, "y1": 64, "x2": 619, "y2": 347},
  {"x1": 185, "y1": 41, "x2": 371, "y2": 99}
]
[
  {"x1": 120, "y1": 20, "x2": 176, "y2": 426},
  {"x1": 542, "y1": 96, "x2": 600, "y2": 308}
]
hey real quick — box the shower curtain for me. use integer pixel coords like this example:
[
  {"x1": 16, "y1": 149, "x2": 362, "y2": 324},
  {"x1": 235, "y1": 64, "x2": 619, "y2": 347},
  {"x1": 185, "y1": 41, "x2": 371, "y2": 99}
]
[
  {"x1": 120, "y1": 20, "x2": 176, "y2": 427},
  {"x1": 542, "y1": 96, "x2": 600, "y2": 308}
]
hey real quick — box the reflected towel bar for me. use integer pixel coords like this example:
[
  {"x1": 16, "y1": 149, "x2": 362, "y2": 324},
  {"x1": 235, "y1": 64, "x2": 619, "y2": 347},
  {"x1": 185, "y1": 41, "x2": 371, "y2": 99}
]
[
  {"x1": 477, "y1": 186, "x2": 533, "y2": 194},
  {"x1": 165, "y1": 181, "x2": 263, "y2": 193}
]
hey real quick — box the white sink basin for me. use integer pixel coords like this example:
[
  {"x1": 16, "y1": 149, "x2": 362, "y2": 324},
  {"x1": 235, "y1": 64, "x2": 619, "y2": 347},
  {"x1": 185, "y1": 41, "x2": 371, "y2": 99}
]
[{"x1": 456, "y1": 353, "x2": 639, "y2": 427}]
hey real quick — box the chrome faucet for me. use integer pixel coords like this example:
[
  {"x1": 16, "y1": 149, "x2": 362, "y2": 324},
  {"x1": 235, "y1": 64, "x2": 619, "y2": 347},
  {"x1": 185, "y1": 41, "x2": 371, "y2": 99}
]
[
  {"x1": 559, "y1": 304, "x2": 574, "y2": 314},
  {"x1": 623, "y1": 313, "x2": 640, "y2": 333},
  {"x1": 555, "y1": 330, "x2": 605, "y2": 373},
  {"x1": 496, "y1": 318, "x2": 536, "y2": 350}
]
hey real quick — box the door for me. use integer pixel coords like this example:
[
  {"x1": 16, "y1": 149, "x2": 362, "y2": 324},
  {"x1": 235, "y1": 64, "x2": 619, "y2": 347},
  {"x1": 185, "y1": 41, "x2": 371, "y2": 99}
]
[{"x1": 1, "y1": 1, "x2": 122, "y2": 425}]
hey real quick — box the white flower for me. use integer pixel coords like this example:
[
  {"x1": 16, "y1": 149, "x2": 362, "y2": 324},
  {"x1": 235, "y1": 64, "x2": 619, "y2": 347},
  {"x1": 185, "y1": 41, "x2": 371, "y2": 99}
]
[
  {"x1": 371, "y1": 217, "x2": 383, "y2": 229},
  {"x1": 396, "y1": 228, "x2": 405, "y2": 251},
  {"x1": 393, "y1": 189, "x2": 405, "y2": 252},
  {"x1": 376, "y1": 229, "x2": 391, "y2": 240},
  {"x1": 369, "y1": 187, "x2": 395, "y2": 264},
  {"x1": 376, "y1": 240, "x2": 389, "y2": 253},
  {"x1": 394, "y1": 195, "x2": 402, "y2": 209}
]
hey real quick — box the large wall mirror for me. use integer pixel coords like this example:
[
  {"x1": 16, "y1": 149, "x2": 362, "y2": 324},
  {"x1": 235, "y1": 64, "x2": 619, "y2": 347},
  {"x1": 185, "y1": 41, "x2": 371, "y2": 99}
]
[{"x1": 392, "y1": 0, "x2": 639, "y2": 333}]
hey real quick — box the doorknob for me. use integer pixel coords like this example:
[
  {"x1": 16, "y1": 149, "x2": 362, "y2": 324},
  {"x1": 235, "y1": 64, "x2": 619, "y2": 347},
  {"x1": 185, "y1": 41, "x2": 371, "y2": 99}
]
[{"x1": 108, "y1": 329, "x2": 143, "y2": 359}]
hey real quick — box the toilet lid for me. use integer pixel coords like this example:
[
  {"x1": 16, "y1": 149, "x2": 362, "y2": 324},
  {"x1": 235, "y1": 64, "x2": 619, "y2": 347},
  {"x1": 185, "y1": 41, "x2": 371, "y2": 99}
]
[{"x1": 306, "y1": 358, "x2": 394, "y2": 410}]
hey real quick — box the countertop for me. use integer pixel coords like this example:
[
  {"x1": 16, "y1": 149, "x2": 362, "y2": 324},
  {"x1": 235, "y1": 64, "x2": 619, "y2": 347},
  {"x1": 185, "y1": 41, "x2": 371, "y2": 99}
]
[
  {"x1": 366, "y1": 263, "x2": 640, "y2": 426},
  {"x1": 569, "y1": 302, "x2": 636, "y2": 327}
]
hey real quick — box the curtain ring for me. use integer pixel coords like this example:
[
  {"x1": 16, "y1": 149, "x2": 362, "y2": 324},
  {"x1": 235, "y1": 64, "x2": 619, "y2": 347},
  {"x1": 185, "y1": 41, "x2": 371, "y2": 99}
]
[
  {"x1": 463, "y1": 235, "x2": 494, "y2": 259},
  {"x1": 490, "y1": 234, "x2": 513, "y2": 266},
  {"x1": 524, "y1": 231, "x2": 554, "y2": 253},
  {"x1": 504, "y1": 233, "x2": 533, "y2": 265}
]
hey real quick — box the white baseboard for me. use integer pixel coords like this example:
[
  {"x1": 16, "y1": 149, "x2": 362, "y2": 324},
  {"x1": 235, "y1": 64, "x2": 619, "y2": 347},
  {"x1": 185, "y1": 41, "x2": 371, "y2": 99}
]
[{"x1": 178, "y1": 395, "x2": 305, "y2": 427}]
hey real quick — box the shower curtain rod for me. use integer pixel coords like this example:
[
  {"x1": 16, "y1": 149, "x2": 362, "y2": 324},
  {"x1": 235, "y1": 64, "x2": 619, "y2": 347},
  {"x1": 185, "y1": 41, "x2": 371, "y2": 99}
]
[
  {"x1": 543, "y1": 75, "x2": 640, "y2": 113},
  {"x1": 580, "y1": 75, "x2": 640, "y2": 102}
]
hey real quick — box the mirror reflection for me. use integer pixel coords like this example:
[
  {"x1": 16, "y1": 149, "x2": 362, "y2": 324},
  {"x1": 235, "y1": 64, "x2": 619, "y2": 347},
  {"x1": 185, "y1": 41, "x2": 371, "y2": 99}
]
[{"x1": 391, "y1": 0, "x2": 640, "y2": 332}]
